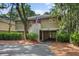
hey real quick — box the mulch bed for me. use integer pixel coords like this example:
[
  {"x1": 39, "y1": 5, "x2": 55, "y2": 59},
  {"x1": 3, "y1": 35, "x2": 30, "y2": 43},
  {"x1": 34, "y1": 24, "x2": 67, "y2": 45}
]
[
  {"x1": 0, "y1": 40, "x2": 39, "y2": 45},
  {"x1": 48, "y1": 42, "x2": 79, "y2": 56}
]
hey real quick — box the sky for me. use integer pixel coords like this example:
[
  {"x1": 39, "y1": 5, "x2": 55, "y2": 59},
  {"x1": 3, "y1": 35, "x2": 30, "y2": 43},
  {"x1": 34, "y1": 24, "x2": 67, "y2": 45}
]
[
  {"x1": 0, "y1": 3, "x2": 54, "y2": 15},
  {"x1": 29, "y1": 3, "x2": 53, "y2": 15}
]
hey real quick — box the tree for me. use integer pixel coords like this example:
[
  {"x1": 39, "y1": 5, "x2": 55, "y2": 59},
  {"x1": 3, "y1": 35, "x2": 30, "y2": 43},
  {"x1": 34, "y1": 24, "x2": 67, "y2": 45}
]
[
  {"x1": 24, "y1": 4, "x2": 36, "y2": 17},
  {"x1": 51, "y1": 3, "x2": 79, "y2": 32},
  {"x1": 0, "y1": 3, "x2": 36, "y2": 40},
  {"x1": 8, "y1": 4, "x2": 14, "y2": 32},
  {"x1": 43, "y1": 12, "x2": 50, "y2": 15},
  {"x1": 51, "y1": 3, "x2": 79, "y2": 42},
  {"x1": 16, "y1": 3, "x2": 28, "y2": 40},
  {"x1": 0, "y1": 3, "x2": 18, "y2": 32},
  {"x1": 15, "y1": 3, "x2": 36, "y2": 40}
]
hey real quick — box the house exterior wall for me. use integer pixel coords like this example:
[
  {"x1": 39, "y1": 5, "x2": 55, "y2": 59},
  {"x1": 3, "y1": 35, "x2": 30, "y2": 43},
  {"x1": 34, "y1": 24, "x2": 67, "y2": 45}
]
[
  {"x1": 15, "y1": 18, "x2": 59, "y2": 31},
  {"x1": 41, "y1": 18, "x2": 59, "y2": 29},
  {"x1": 15, "y1": 17, "x2": 59, "y2": 41},
  {"x1": 11, "y1": 24, "x2": 15, "y2": 31},
  {"x1": 15, "y1": 21, "x2": 24, "y2": 31},
  {"x1": 15, "y1": 20, "x2": 35, "y2": 31},
  {"x1": 0, "y1": 21, "x2": 15, "y2": 31}
]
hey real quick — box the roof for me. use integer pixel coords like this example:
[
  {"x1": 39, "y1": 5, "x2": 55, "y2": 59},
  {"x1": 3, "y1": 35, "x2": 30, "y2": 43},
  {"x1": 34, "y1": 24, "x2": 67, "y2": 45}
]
[
  {"x1": 28, "y1": 15, "x2": 50, "y2": 20},
  {"x1": 16, "y1": 28, "x2": 59, "y2": 32},
  {"x1": 16, "y1": 15, "x2": 56, "y2": 21},
  {"x1": 0, "y1": 17, "x2": 15, "y2": 25},
  {"x1": 40, "y1": 28, "x2": 59, "y2": 31}
]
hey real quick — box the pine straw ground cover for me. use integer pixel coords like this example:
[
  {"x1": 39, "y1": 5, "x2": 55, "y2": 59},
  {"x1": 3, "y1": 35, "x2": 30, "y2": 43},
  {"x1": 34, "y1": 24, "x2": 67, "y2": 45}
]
[
  {"x1": 48, "y1": 42, "x2": 79, "y2": 56},
  {"x1": 0, "y1": 40, "x2": 38, "y2": 45}
]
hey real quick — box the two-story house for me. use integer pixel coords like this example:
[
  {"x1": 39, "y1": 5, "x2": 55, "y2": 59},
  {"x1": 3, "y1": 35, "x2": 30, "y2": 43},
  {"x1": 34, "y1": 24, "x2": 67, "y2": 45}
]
[{"x1": 15, "y1": 15, "x2": 59, "y2": 41}]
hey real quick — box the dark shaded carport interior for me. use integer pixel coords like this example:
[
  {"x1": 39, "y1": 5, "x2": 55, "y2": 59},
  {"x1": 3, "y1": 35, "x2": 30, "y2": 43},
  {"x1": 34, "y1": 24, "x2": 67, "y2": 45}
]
[{"x1": 40, "y1": 28, "x2": 59, "y2": 42}]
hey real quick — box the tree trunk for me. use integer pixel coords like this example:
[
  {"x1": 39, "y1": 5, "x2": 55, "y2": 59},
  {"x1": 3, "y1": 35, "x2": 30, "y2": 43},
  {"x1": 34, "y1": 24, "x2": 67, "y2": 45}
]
[
  {"x1": 8, "y1": 19, "x2": 12, "y2": 32},
  {"x1": 16, "y1": 3, "x2": 28, "y2": 40},
  {"x1": 21, "y1": 3, "x2": 28, "y2": 39},
  {"x1": 8, "y1": 4, "x2": 13, "y2": 32},
  {"x1": 24, "y1": 24, "x2": 28, "y2": 39}
]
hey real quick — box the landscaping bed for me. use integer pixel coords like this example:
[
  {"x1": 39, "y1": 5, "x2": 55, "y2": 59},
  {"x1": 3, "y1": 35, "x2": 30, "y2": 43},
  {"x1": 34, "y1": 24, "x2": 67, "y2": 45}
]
[
  {"x1": 0, "y1": 32, "x2": 39, "y2": 45},
  {"x1": 48, "y1": 42, "x2": 79, "y2": 56},
  {"x1": 0, "y1": 40, "x2": 39, "y2": 45}
]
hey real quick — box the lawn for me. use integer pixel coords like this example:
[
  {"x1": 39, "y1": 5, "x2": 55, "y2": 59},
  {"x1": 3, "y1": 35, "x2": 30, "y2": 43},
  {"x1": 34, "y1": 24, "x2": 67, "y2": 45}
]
[{"x1": 48, "y1": 42, "x2": 79, "y2": 56}]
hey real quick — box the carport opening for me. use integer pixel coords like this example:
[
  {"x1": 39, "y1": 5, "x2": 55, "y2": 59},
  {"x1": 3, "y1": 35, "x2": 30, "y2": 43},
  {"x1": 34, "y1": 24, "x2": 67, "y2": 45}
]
[
  {"x1": 42, "y1": 37, "x2": 56, "y2": 42},
  {"x1": 40, "y1": 30, "x2": 57, "y2": 42}
]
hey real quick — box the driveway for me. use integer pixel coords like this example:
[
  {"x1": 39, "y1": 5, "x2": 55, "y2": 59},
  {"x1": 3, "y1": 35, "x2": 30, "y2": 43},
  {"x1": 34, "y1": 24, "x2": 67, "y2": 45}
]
[{"x1": 0, "y1": 42, "x2": 55, "y2": 56}]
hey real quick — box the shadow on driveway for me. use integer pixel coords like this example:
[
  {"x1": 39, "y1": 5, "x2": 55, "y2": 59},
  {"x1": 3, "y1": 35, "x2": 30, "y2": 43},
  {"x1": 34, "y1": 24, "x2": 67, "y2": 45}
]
[{"x1": 0, "y1": 42, "x2": 55, "y2": 56}]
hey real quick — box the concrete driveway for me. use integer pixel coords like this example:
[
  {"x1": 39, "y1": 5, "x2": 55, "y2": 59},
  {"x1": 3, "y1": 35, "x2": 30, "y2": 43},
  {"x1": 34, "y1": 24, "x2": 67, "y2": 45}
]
[{"x1": 0, "y1": 42, "x2": 55, "y2": 56}]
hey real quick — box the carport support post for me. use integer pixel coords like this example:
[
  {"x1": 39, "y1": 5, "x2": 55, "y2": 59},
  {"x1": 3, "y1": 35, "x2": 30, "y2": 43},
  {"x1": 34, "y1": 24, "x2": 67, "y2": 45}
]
[
  {"x1": 42, "y1": 31, "x2": 44, "y2": 41},
  {"x1": 38, "y1": 31, "x2": 40, "y2": 42},
  {"x1": 56, "y1": 31, "x2": 58, "y2": 42}
]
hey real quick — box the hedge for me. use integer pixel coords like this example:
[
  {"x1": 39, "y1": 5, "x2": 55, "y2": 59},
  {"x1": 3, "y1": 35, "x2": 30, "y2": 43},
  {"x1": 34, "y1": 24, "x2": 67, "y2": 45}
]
[
  {"x1": 70, "y1": 32, "x2": 79, "y2": 46},
  {"x1": 27, "y1": 32, "x2": 38, "y2": 41},
  {"x1": 0, "y1": 32, "x2": 22, "y2": 40},
  {"x1": 56, "y1": 31, "x2": 70, "y2": 42}
]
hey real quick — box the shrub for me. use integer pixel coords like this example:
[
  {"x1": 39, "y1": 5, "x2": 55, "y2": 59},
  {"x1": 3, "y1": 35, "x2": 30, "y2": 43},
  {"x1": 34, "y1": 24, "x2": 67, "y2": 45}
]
[
  {"x1": 70, "y1": 32, "x2": 79, "y2": 46},
  {"x1": 0, "y1": 32, "x2": 22, "y2": 40},
  {"x1": 27, "y1": 32, "x2": 38, "y2": 41},
  {"x1": 56, "y1": 30, "x2": 70, "y2": 42}
]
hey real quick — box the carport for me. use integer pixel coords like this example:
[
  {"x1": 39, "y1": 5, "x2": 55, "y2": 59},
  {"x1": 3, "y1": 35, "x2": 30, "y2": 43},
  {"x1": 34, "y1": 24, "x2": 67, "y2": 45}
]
[{"x1": 39, "y1": 28, "x2": 59, "y2": 42}]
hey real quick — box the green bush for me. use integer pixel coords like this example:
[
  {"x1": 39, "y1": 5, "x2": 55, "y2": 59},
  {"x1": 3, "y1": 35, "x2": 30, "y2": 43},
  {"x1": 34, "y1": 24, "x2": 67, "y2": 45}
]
[
  {"x1": 0, "y1": 32, "x2": 22, "y2": 40},
  {"x1": 27, "y1": 32, "x2": 38, "y2": 41},
  {"x1": 56, "y1": 31, "x2": 70, "y2": 42},
  {"x1": 70, "y1": 32, "x2": 79, "y2": 46}
]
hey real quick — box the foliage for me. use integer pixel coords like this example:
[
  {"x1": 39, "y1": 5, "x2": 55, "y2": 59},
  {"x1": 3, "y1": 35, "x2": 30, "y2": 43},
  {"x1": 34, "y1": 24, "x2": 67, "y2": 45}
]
[
  {"x1": 16, "y1": 3, "x2": 36, "y2": 39},
  {"x1": 0, "y1": 3, "x2": 36, "y2": 40},
  {"x1": 56, "y1": 30, "x2": 70, "y2": 42},
  {"x1": 51, "y1": 3, "x2": 79, "y2": 43},
  {"x1": 70, "y1": 32, "x2": 79, "y2": 46},
  {"x1": 24, "y1": 4, "x2": 36, "y2": 17},
  {"x1": 51, "y1": 4, "x2": 79, "y2": 32},
  {"x1": 43, "y1": 12, "x2": 50, "y2": 15},
  {"x1": 27, "y1": 32, "x2": 38, "y2": 41},
  {"x1": 0, "y1": 32, "x2": 22, "y2": 40}
]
